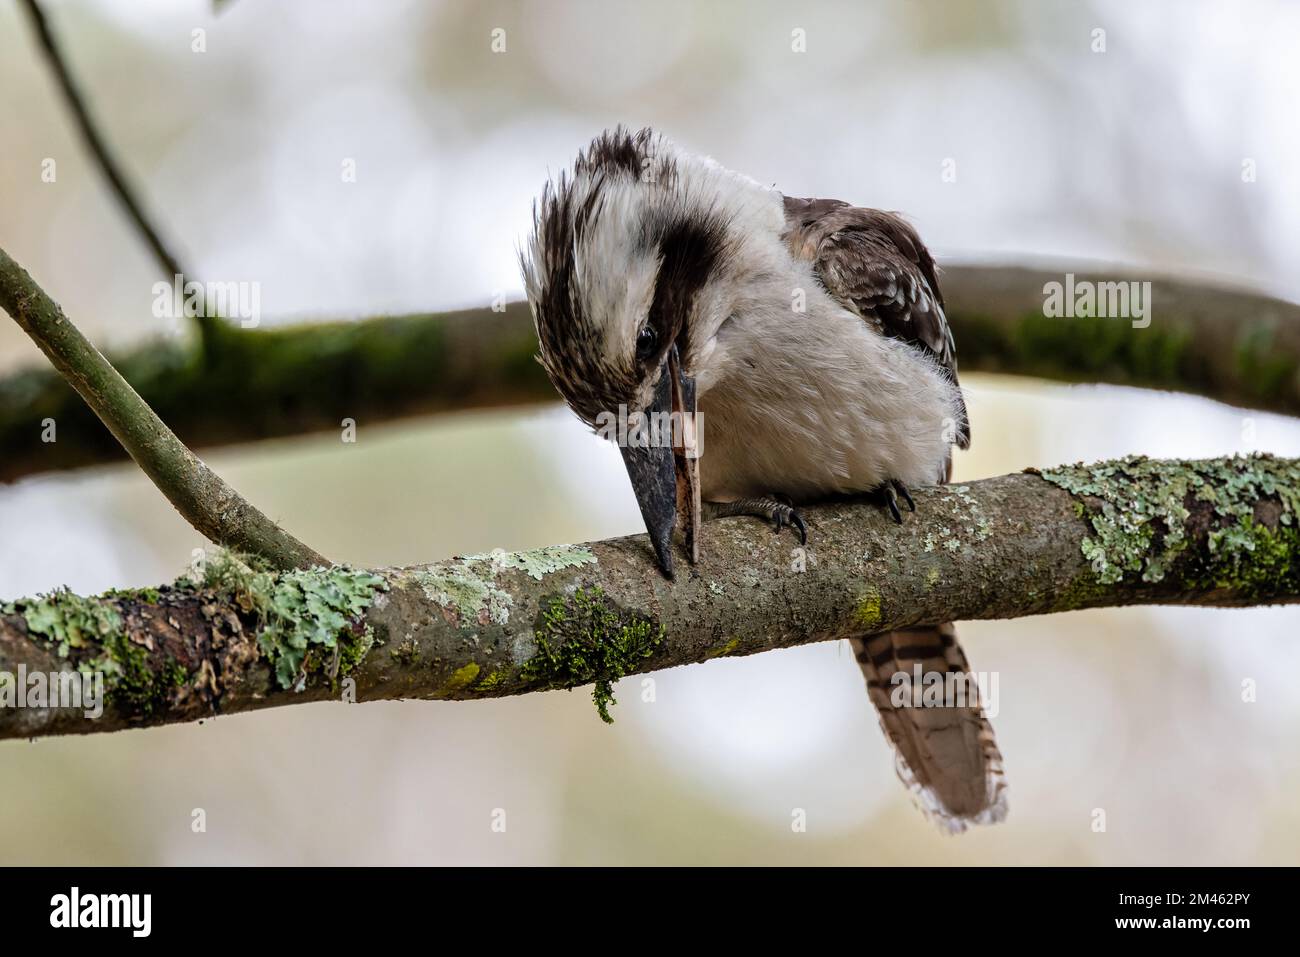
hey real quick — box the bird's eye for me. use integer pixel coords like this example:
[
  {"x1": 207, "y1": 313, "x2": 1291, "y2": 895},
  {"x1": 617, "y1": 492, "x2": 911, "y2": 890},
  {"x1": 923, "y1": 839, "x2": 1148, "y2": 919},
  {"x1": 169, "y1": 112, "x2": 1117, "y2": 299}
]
[{"x1": 635, "y1": 326, "x2": 658, "y2": 362}]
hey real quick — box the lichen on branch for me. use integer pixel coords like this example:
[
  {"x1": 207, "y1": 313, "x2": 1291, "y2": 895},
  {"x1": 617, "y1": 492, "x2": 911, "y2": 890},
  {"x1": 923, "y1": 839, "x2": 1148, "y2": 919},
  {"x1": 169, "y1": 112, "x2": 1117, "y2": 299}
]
[
  {"x1": 1039, "y1": 454, "x2": 1300, "y2": 597},
  {"x1": 199, "y1": 551, "x2": 387, "y2": 690}
]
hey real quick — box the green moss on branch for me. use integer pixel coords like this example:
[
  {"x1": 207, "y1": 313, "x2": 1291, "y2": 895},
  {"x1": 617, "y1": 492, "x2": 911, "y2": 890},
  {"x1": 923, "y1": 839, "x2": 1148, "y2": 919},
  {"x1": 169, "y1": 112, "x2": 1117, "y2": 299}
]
[{"x1": 522, "y1": 588, "x2": 664, "y2": 723}]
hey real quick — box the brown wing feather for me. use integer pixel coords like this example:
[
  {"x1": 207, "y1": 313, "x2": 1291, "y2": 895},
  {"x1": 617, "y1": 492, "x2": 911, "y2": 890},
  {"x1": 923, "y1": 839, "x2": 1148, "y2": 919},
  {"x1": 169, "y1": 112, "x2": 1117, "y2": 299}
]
[{"x1": 782, "y1": 196, "x2": 969, "y2": 449}]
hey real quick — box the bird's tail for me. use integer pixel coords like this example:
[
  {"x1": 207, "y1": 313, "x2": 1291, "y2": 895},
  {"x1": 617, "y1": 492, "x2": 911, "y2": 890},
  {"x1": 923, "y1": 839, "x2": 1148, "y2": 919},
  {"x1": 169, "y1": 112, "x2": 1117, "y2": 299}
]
[{"x1": 851, "y1": 623, "x2": 1008, "y2": 833}]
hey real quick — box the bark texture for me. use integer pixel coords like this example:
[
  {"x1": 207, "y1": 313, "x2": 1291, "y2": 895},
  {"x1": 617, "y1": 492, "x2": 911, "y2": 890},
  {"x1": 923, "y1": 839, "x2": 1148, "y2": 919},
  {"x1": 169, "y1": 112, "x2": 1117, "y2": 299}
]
[{"x1": 3, "y1": 454, "x2": 1296, "y2": 740}]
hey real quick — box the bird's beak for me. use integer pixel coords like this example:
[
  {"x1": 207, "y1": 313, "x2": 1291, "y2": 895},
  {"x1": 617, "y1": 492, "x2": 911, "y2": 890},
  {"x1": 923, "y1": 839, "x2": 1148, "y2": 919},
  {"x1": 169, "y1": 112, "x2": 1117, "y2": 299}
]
[
  {"x1": 618, "y1": 345, "x2": 700, "y2": 579},
  {"x1": 670, "y1": 347, "x2": 702, "y2": 569}
]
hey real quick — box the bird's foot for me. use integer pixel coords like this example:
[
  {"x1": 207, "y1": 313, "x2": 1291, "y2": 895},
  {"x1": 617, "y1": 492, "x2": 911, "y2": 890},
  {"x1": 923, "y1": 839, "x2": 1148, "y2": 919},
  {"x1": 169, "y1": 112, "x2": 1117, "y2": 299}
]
[
  {"x1": 704, "y1": 496, "x2": 807, "y2": 545},
  {"x1": 872, "y1": 479, "x2": 916, "y2": 524}
]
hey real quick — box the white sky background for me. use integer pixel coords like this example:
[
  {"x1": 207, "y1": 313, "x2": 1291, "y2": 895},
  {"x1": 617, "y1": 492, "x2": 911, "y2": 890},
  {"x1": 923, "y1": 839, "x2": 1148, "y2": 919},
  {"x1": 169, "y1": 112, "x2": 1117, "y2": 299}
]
[
  {"x1": 2, "y1": 0, "x2": 1298, "y2": 344},
  {"x1": 1, "y1": 0, "x2": 1299, "y2": 864}
]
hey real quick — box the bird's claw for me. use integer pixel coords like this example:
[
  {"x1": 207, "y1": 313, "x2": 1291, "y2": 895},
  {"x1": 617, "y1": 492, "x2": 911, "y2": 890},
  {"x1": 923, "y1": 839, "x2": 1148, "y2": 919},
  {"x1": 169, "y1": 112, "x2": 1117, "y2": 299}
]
[
  {"x1": 883, "y1": 485, "x2": 903, "y2": 524},
  {"x1": 892, "y1": 479, "x2": 916, "y2": 513},
  {"x1": 773, "y1": 503, "x2": 808, "y2": 545},
  {"x1": 704, "y1": 496, "x2": 808, "y2": 546},
  {"x1": 877, "y1": 479, "x2": 916, "y2": 524}
]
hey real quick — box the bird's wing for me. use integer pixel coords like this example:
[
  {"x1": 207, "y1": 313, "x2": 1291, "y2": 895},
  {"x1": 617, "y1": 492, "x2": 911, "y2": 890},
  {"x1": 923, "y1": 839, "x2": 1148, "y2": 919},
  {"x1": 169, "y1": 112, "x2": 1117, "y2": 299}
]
[{"x1": 782, "y1": 196, "x2": 969, "y2": 448}]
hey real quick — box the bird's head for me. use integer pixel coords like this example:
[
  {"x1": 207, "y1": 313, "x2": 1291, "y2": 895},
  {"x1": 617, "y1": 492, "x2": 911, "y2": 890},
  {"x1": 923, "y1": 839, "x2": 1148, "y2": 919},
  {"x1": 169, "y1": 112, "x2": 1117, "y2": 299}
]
[{"x1": 520, "y1": 127, "x2": 731, "y2": 578}]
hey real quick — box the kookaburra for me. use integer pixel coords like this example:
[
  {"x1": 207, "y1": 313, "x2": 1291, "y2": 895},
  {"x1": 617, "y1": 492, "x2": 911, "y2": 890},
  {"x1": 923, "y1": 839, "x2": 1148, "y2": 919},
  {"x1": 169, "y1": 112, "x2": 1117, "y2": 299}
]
[{"x1": 521, "y1": 127, "x2": 1006, "y2": 832}]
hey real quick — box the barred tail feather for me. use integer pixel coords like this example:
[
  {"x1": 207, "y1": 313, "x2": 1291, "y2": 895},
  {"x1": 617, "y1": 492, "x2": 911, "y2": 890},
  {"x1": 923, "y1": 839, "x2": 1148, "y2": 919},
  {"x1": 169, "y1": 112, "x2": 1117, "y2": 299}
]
[{"x1": 852, "y1": 623, "x2": 1008, "y2": 833}]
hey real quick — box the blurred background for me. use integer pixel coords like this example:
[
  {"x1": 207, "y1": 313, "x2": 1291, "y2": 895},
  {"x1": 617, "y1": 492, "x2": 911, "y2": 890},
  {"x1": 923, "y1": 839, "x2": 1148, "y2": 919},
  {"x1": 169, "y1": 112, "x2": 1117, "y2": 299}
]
[{"x1": 2, "y1": 0, "x2": 1299, "y2": 865}]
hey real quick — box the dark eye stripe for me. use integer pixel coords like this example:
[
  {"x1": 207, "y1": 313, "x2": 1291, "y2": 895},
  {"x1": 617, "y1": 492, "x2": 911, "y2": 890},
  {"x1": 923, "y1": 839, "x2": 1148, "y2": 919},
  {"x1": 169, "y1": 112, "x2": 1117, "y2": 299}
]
[{"x1": 644, "y1": 213, "x2": 727, "y2": 360}]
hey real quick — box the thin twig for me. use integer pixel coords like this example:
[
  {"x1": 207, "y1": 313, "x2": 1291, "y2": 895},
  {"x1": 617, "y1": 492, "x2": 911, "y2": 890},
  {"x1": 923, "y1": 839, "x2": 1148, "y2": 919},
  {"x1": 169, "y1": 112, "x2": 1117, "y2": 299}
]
[
  {"x1": 18, "y1": 0, "x2": 217, "y2": 353},
  {"x1": 0, "y1": 245, "x2": 325, "y2": 571}
]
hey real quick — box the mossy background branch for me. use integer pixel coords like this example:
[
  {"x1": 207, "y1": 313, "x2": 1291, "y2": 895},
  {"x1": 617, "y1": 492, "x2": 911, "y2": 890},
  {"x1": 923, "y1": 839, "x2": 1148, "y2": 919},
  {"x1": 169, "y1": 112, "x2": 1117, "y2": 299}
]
[
  {"x1": 1, "y1": 264, "x2": 1296, "y2": 483},
  {"x1": 2, "y1": 454, "x2": 1295, "y2": 741},
  {"x1": 0, "y1": 303, "x2": 548, "y2": 482},
  {"x1": 0, "y1": 246, "x2": 325, "y2": 571},
  {"x1": 943, "y1": 265, "x2": 1300, "y2": 414}
]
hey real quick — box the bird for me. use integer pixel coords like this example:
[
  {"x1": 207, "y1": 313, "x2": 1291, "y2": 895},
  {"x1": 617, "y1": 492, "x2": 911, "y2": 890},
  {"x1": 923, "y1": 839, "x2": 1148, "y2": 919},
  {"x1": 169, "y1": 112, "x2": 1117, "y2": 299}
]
[{"x1": 520, "y1": 126, "x2": 1007, "y2": 832}]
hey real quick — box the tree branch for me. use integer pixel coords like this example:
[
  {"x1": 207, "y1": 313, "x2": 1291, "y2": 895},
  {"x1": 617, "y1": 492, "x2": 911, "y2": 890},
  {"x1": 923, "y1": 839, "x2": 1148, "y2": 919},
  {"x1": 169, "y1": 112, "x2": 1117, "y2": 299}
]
[
  {"x1": 942, "y1": 265, "x2": 1300, "y2": 414},
  {"x1": 0, "y1": 303, "x2": 548, "y2": 482},
  {"x1": 2, "y1": 264, "x2": 1297, "y2": 483},
  {"x1": 0, "y1": 246, "x2": 325, "y2": 570},
  {"x1": 3, "y1": 454, "x2": 1295, "y2": 740}
]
